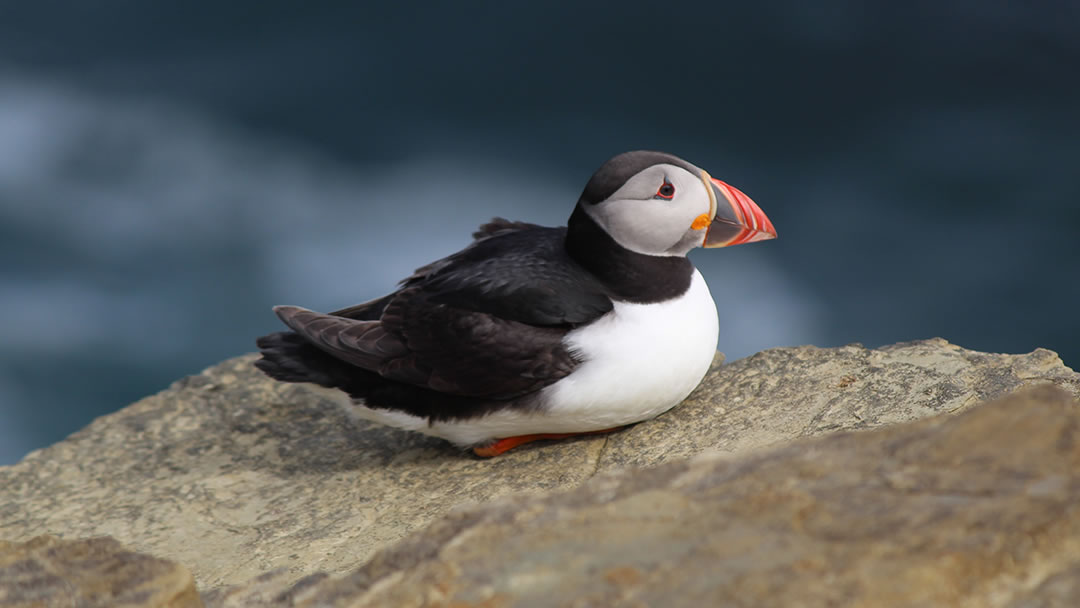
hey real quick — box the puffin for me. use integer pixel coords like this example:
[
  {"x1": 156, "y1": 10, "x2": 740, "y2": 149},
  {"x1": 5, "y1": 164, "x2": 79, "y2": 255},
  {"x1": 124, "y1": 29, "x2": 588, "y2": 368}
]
[{"x1": 255, "y1": 150, "x2": 776, "y2": 457}]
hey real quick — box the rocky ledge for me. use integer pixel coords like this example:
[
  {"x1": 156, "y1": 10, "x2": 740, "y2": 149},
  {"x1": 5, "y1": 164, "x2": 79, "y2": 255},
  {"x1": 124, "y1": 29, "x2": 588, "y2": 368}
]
[{"x1": 1, "y1": 339, "x2": 1078, "y2": 606}]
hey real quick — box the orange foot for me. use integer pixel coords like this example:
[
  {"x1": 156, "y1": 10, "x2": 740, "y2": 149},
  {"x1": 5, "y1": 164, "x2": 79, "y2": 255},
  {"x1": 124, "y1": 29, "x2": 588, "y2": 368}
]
[{"x1": 472, "y1": 426, "x2": 626, "y2": 458}]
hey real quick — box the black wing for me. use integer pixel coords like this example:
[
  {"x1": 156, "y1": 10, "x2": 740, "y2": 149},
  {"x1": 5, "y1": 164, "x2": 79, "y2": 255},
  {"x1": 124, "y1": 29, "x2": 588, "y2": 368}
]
[
  {"x1": 403, "y1": 223, "x2": 612, "y2": 327},
  {"x1": 263, "y1": 222, "x2": 613, "y2": 401},
  {"x1": 471, "y1": 217, "x2": 544, "y2": 240},
  {"x1": 329, "y1": 294, "x2": 394, "y2": 321},
  {"x1": 333, "y1": 218, "x2": 611, "y2": 326}
]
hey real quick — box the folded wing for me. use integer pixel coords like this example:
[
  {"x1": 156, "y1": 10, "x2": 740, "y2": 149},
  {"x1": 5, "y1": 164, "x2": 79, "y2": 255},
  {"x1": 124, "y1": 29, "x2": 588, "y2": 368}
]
[{"x1": 267, "y1": 223, "x2": 614, "y2": 402}]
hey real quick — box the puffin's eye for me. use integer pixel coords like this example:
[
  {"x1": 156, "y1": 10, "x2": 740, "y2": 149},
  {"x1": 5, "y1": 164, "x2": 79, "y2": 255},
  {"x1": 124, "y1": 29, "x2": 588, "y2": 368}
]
[{"x1": 655, "y1": 181, "x2": 675, "y2": 200}]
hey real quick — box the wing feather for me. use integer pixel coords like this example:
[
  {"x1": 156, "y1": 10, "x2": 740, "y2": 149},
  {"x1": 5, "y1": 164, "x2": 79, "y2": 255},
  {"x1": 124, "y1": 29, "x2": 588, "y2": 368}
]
[{"x1": 267, "y1": 221, "x2": 612, "y2": 403}]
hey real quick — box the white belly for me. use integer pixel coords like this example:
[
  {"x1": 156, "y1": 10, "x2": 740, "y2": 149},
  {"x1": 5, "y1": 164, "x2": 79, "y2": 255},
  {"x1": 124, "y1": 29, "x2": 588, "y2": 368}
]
[
  {"x1": 538, "y1": 269, "x2": 719, "y2": 428},
  {"x1": 325, "y1": 270, "x2": 719, "y2": 446}
]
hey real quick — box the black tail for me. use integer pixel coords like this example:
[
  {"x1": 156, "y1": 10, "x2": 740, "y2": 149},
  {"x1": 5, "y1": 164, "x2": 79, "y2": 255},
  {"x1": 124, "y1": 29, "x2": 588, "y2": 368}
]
[
  {"x1": 255, "y1": 331, "x2": 375, "y2": 395},
  {"x1": 256, "y1": 331, "x2": 507, "y2": 422}
]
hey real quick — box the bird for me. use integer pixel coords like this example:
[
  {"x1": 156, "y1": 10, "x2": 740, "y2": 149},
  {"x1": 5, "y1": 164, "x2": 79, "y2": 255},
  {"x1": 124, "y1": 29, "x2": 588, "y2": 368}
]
[{"x1": 255, "y1": 150, "x2": 776, "y2": 457}]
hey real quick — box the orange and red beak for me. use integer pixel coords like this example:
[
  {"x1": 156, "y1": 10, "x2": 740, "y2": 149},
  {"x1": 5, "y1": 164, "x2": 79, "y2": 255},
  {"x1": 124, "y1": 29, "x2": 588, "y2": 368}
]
[{"x1": 701, "y1": 172, "x2": 777, "y2": 248}]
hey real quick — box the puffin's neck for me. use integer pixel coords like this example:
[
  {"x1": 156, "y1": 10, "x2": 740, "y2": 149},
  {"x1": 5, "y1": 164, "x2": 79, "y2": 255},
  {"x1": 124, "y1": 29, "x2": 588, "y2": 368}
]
[{"x1": 565, "y1": 204, "x2": 694, "y2": 303}]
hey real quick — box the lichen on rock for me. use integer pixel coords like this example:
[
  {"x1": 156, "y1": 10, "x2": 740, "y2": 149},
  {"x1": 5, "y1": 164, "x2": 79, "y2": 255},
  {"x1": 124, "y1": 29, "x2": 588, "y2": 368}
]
[{"x1": 1, "y1": 339, "x2": 1078, "y2": 606}]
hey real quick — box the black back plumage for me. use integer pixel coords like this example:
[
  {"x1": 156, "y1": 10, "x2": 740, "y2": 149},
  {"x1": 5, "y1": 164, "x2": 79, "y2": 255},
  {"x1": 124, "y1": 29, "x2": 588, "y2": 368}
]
[
  {"x1": 407, "y1": 223, "x2": 613, "y2": 326},
  {"x1": 255, "y1": 220, "x2": 615, "y2": 419}
]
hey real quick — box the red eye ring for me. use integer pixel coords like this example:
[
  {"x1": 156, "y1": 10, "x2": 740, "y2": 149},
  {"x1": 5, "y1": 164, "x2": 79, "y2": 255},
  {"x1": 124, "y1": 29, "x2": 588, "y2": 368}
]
[{"x1": 655, "y1": 181, "x2": 675, "y2": 200}]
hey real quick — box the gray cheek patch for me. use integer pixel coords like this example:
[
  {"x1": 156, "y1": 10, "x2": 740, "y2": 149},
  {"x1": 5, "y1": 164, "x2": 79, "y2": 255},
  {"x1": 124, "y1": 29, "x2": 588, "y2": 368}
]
[
  {"x1": 666, "y1": 229, "x2": 706, "y2": 256},
  {"x1": 581, "y1": 164, "x2": 711, "y2": 257},
  {"x1": 586, "y1": 199, "x2": 694, "y2": 258}
]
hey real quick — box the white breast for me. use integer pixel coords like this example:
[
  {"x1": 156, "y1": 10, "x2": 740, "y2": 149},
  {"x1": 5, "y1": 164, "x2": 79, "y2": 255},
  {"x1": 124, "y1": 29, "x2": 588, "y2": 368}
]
[
  {"x1": 331, "y1": 270, "x2": 720, "y2": 447},
  {"x1": 539, "y1": 268, "x2": 719, "y2": 428}
]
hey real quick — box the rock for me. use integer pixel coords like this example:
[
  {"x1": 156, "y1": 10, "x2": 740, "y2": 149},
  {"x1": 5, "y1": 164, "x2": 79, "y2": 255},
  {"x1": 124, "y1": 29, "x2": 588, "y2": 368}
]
[
  {"x1": 209, "y1": 385, "x2": 1080, "y2": 607},
  {"x1": 1, "y1": 339, "x2": 1077, "y2": 594},
  {"x1": 0, "y1": 535, "x2": 201, "y2": 607}
]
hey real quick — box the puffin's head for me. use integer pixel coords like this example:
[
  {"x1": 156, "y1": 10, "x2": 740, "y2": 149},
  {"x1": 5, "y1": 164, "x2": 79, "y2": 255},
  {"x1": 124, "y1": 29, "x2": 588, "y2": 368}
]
[{"x1": 574, "y1": 150, "x2": 776, "y2": 257}]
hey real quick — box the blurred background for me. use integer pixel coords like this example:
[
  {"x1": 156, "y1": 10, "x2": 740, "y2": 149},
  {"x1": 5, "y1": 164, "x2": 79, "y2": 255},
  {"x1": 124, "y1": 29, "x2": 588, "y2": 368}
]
[{"x1": 1, "y1": 2, "x2": 1077, "y2": 464}]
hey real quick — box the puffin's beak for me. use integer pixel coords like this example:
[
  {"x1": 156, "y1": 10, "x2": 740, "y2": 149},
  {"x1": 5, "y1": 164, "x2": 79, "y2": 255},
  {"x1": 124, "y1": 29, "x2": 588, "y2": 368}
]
[{"x1": 700, "y1": 171, "x2": 777, "y2": 248}]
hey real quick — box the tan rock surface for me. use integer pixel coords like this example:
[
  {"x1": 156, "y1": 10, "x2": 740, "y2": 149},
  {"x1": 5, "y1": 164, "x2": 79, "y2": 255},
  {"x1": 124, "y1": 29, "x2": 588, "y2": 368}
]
[
  {"x1": 1, "y1": 339, "x2": 1077, "y2": 593},
  {"x1": 0, "y1": 535, "x2": 201, "y2": 607},
  {"x1": 209, "y1": 385, "x2": 1080, "y2": 607}
]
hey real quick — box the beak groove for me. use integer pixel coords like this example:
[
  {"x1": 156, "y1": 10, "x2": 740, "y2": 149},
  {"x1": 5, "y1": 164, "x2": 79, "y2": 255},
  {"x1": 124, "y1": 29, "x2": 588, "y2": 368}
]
[{"x1": 702, "y1": 175, "x2": 777, "y2": 248}]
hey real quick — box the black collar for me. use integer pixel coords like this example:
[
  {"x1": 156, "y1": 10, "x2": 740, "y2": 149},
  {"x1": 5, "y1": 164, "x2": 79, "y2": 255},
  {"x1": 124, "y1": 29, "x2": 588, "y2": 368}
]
[{"x1": 565, "y1": 204, "x2": 694, "y2": 304}]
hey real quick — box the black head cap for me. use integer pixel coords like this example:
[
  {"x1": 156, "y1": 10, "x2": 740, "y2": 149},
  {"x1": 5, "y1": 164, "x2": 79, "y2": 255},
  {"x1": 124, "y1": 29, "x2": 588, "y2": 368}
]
[{"x1": 578, "y1": 150, "x2": 701, "y2": 205}]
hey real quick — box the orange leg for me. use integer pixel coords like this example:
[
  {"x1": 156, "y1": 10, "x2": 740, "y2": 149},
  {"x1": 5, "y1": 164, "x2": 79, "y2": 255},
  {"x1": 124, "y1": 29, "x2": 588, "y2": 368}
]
[{"x1": 472, "y1": 426, "x2": 626, "y2": 458}]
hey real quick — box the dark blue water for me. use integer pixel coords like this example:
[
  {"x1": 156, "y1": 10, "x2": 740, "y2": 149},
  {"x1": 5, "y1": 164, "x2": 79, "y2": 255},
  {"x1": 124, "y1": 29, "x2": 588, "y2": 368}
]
[{"x1": 2, "y1": 3, "x2": 1078, "y2": 463}]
